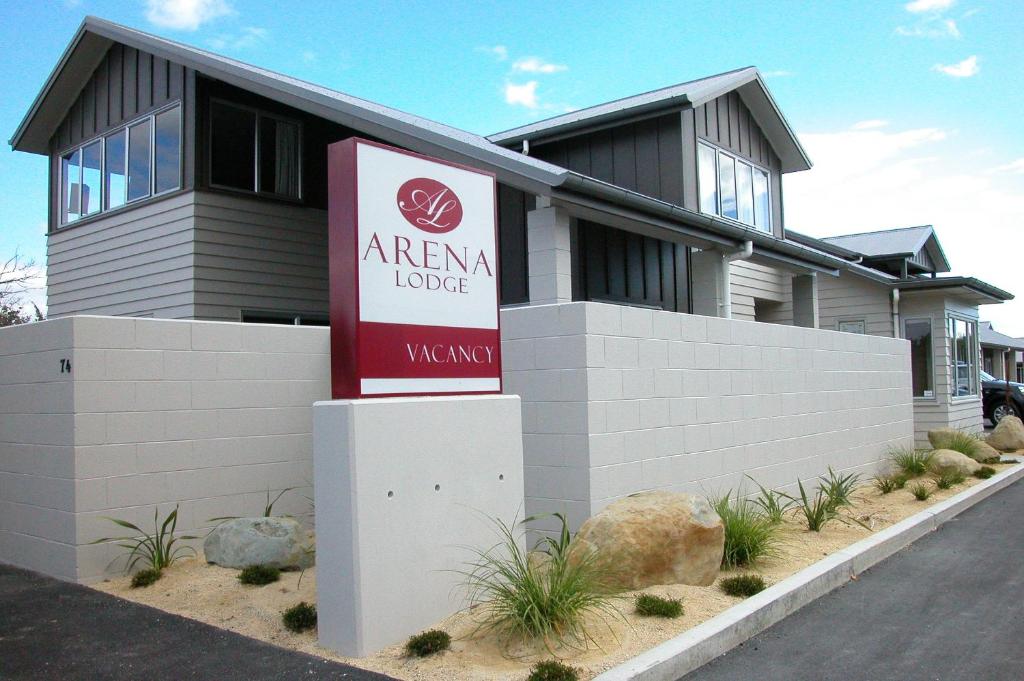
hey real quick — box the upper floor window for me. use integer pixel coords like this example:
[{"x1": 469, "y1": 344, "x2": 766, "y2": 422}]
[
  {"x1": 59, "y1": 104, "x2": 181, "y2": 226},
  {"x1": 209, "y1": 100, "x2": 301, "y2": 199},
  {"x1": 697, "y1": 140, "x2": 771, "y2": 233}
]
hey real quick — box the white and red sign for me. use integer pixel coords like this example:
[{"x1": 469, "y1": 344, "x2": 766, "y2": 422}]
[{"x1": 327, "y1": 138, "x2": 501, "y2": 398}]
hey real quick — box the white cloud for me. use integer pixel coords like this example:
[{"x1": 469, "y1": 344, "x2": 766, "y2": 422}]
[
  {"x1": 478, "y1": 45, "x2": 508, "y2": 61},
  {"x1": 991, "y1": 158, "x2": 1024, "y2": 175},
  {"x1": 504, "y1": 81, "x2": 539, "y2": 109},
  {"x1": 145, "y1": 0, "x2": 233, "y2": 31},
  {"x1": 512, "y1": 57, "x2": 568, "y2": 74},
  {"x1": 905, "y1": 0, "x2": 955, "y2": 13},
  {"x1": 896, "y1": 17, "x2": 960, "y2": 38},
  {"x1": 302, "y1": 50, "x2": 317, "y2": 64},
  {"x1": 852, "y1": 119, "x2": 889, "y2": 130},
  {"x1": 762, "y1": 70, "x2": 793, "y2": 78},
  {"x1": 209, "y1": 26, "x2": 267, "y2": 51},
  {"x1": 785, "y1": 122, "x2": 1024, "y2": 336},
  {"x1": 933, "y1": 55, "x2": 979, "y2": 77}
]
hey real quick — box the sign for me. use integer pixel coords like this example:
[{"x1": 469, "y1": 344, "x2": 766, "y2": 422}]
[{"x1": 327, "y1": 138, "x2": 501, "y2": 398}]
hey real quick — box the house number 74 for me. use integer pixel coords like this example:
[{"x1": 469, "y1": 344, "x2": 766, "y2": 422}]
[{"x1": 59, "y1": 358, "x2": 72, "y2": 374}]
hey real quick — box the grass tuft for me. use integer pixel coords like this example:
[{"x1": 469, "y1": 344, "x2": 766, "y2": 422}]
[
  {"x1": 974, "y1": 466, "x2": 997, "y2": 479},
  {"x1": 749, "y1": 478, "x2": 794, "y2": 525},
  {"x1": 873, "y1": 474, "x2": 907, "y2": 494},
  {"x1": 818, "y1": 467, "x2": 860, "y2": 512},
  {"x1": 910, "y1": 482, "x2": 933, "y2": 501},
  {"x1": 282, "y1": 602, "x2": 317, "y2": 632},
  {"x1": 405, "y1": 629, "x2": 451, "y2": 657},
  {"x1": 92, "y1": 505, "x2": 198, "y2": 574},
  {"x1": 459, "y1": 513, "x2": 620, "y2": 650},
  {"x1": 890, "y1": 447, "x2": 934, "y2": 478},
  {"x1": 238, "y1": 564, "x2": 280, "y2": 585},
  {"x1": 634, "y1": 594, "x2": 683, "y2": 618},
  {"x1": 940, "y1": 430, "x2": 984, "y2": 458},
  {"x1": 130, "y1": 567, "x2": 161, "y2": 588},
  {"x1": 789, "y1": 480, "x2": 837, "y2": 532},
  {"x1": 711, "y1": 491, "x2": 781, "y2": 568},
  {"x1": 720, "y1": 574, "x2": 767, "y2": 598},
  {"x1": 935, "y1": 471, "x2": 966, "y2": 489},
  {"x1": 528, "y1": 660, "x2": 580, "y2": 681}
]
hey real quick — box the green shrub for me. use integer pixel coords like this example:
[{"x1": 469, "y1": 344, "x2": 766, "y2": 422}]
[
  {"x1": 405, "y1": 629, "x2": 451, "y2": 657},
  {"x1": 720, "y1": 574, "x2": 767, "y2": 598},
  {"x1": 935, "y1": 471, "x2": 966, "y2": 489},
  {"x1": 712, "y1": 492, "x2": 780, "y2": 568},
  {"x1": 459, "y1": 513, "x2": 619, "y2": 649},
  {"x1": 634, "y1": 594, "x2": 683, "y2": 618},
  {"x1": 238, "y1": 564, "x2": 280, "y2": 585},
  {"x1": 873, "y1": 474, "x2": 907, "y2": 494},
  {"x1": 890, "y1": 447, "x2": 934, "y2": 478},
  {"x1": 528, "y1": 660, "x2": 580, "y2": 681},
  {"x1": 910, "y1": 482, "x2": 932, "y2": 501},
  {"x1": 282, "y1": 602, "x2": 317, "y2": 632},
  {"x1": 790, "y1": 480, "x2": 837, "y2": 532},
  {"x1": 974, "y1": 466, "x2": 997, "y2": 479},
  {"x1": 92, "y1": 505, "x2": 197, "y2": 573},
  {"x1": 818, "y1": 467, "x2": 860, "y2": 512},
  {"x1": 749, "y1": 478, "x2": 794, "y2": 524},
  {"x1": 130, "y1": 568, "x2": 162, "y2": 588}
]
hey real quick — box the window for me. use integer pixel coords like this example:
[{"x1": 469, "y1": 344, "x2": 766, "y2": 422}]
[
  {"x1": 58, "y1": 104, "x2": 181, "y2": 226},
  {"x1": 905, "y1": 318, "x2": 934, "y2": 398},
  {"x1": 838, "y1": 320, "x2": 866, "y2": 335},
  {"x1": 209, "y1": 100, "x2": 301, "y2": 199},
  {"x1": 697, "y1": 141, "x2": 771, "y2": 232},
  {"x1": 948, "y1": 316, "x2": 978, "y2": 398}
]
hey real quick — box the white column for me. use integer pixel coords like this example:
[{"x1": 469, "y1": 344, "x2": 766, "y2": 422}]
[
  {"x1": 690, "y1": 249, "x2": 727, "y2": 317},
  {"x1": 527, "y1": 199, "x2": 572, "y2": 305}
]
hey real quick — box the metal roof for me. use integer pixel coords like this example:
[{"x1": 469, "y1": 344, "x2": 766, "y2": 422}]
[
  {"x1": 896, "y1": 276, "x2": 1013, "y2": 304},
  {"x1": 819, "y1": 225, "x2": 951, "y2": 272},
  {"x1": 980, "y1": 322, "x2": 1024, "y2": 350},
  {"x1": 487, "y1": 67, "x2": 813, "y2": 173}
]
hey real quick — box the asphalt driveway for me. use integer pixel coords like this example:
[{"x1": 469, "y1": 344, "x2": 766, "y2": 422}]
[
  {"x1": 0, "y1": 564, "x2": 394, "y2": 681},
  {"x1": 682, "y1": 477, "x2": 1024, "y2": 681}
]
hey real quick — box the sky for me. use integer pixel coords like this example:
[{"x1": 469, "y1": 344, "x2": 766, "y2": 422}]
[{"x1": 1, "y1": 0, "x2": 1022, "y2": 334}]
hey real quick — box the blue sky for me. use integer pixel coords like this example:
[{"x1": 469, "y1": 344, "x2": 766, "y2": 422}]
[{"x1": 2, "y1": 0, "x2": 1023, "y2": 332}]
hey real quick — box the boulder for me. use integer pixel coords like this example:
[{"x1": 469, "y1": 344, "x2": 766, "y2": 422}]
[
  {"x1": 927, "y1": 428, "x2": 960, "y2": 450},
  {"x1": 929, "y1": 449, "x2": 981, "y2": 476},
  {"x1": 571, "y1": 490, "x2": 724, "y2": 589},
  {"x1": 986, "y1": 415, "x2": 1024, "y2": 453},
  {"x1": 969, "y1": 439, "x2": 1003, "y2": 463},
  {"x1": 928, "y1": 427, "x2": 1001, "y2": 462},
  {"x1": 204, "y1": 517, "x2": 313, "y2": 570}
]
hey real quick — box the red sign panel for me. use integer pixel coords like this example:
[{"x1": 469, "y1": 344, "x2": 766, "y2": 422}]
[{"x1": 327, "y1": 138, "x2": 502, "y2": 399}]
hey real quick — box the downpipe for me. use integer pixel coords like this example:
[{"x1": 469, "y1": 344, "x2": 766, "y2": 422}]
[
  {"x1": 720, "y1": 240, "x2": 754, "y2": 319},
  {"x1": 892, "y1": 288, "x2": 901, "y2": 338}
]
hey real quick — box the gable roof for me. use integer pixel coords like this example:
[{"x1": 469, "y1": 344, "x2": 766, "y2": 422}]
[
  {"x1": 820, "y1": 225, "x2": 951, "y2": 273},
  {"x1": 487, "y1": 67, "x2": 813, "y2": 173},
  {"x1": 980, "y1": 322, "x2": 1024, "y2": 350}
]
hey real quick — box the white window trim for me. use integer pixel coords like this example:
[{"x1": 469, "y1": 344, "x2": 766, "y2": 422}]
[
  {"x1": 57, "y1": 101, "x2": 183, "y2": 227},
  {"x1": 696, "y1": 139, "x2": 773, "y2": 234},
  {"x1": 947, "y1": 313, "x2": 980, "y2": 401}
]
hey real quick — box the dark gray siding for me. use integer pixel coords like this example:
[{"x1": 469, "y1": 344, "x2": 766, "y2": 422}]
[
  {"x1": 691, "y1": 92, "x2": 784, "y2": 235},
  {"x1": 497, "y1": 184, "x2": 529, "y2": 305},
  {"x1": 529, "y1": 113, "x2": 684, "y2": 206}
]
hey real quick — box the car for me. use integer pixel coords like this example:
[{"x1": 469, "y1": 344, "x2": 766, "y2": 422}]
[{"x1": 981, "y1": 370, "x2": 1024, "y2": 425}]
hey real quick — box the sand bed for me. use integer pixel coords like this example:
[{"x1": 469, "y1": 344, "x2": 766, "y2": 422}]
[{"x1": 94, "y1": 463, "x2": 1016, "y2": 680}]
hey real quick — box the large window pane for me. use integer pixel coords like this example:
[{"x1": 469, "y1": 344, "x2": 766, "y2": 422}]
[
  {"x1": 905, "y1": 319, "x2": 933, "y2": 398},
  {"x1": 753, "y1": 168, "x2": 770, "y2": 231},
  {"x1": 736, "y1": 161, "x2": 754, "y2": 225},
  {"x1": 104, "y1": 130, "x2": 127, "y2": 210},
  {"x1": 718, "y1": 152, "x2": 737, "y2": 219},
  {"x1": 81, "y1": 141, "x2": 102, "y2": 216},
  {"x1": 949, "y1": 317, "x2": 978, "y2": 397},
  {"x1": 698, "y1": 143, "x2": 718, "y2": 215},
  {"x1": 61, "y1": 148, "x2": 82, "y2": 224},
  {"x1": 259, "y1": 116, "x2": 300, "y2": 197},
  {"x1": 211, "y1": 102, "x2": 256, "y2": 190},
  {"x1": 154, "y1": 107, "x2": 181, "y2": 194},
  {"x1": 127, "y1": 119, "x2": 152, "y2": 202}
]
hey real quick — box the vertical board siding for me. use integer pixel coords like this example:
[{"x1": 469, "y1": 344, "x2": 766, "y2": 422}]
[
  {"x1": 497, "y1": 184, "x2": 529, "y2": 305},
  {"x1": 45, "y1": 192, "x2": 196, "y2": 319}
]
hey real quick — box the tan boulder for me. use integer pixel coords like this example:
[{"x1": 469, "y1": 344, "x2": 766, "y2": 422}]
[
  {"x1": 986, "y1": 415, "x2": 1024, "y2": 453},
  {"x1": 927, "y1": 428, "x2": 960, "y2": 450},
  {"x1": 572, "y1": 490, "x2": 724, "y2": 589},
  {"x1": 929, "y1": 449, "x2": 981, "y2": 476},
  {"x1": 927, "y1": 428, "x2": 998, "y2": 462},
  {"x1": 970, "y1": 439, "x2": 1003, "y2": 463}
]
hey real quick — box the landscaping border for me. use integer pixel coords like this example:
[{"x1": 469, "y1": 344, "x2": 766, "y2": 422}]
[{"x1": 594, "y1": 457, "x2": 1024, "y2": 681}]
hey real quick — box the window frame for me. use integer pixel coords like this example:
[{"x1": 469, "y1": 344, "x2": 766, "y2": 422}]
[
  {"x1": 904, "y1": 316, "x2": 936, "y2": 401},
  {"x1": 947, "y1": 314, "x2": 979, "y2": 400},
  {"x1": 837, "y1": 319, "x2": 867, "y2": 335},
  {"x1": 56, "y1": 101, "x2": 183, "y2": 229},
  {"x1": 696, "y1": 139, "x2": 773, "y2": 234},
  {"x1": 207, "y1": 97, "x2": 304, "y2": 201}
]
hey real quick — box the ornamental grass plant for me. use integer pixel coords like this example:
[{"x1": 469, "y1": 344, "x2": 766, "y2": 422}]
[{"x1": 711, "y1": 491, "x2": 781, "y2": 568}]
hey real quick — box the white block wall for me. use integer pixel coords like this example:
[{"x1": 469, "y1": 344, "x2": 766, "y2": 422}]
[
  {"x1": 501, "y1": 302, "x2": 915, "y2": 531},
  {"x1": 0, "y1": 316, "x2": 329, "y2": 582}
]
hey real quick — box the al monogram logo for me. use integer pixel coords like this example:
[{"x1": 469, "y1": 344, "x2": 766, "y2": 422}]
[{"x1": 396, "y1": 177, "x2": 463, "y2": 234}]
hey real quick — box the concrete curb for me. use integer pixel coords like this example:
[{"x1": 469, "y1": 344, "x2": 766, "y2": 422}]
[{"x1": 594, "y1": 457, "x2": 1024, "y2": 681}]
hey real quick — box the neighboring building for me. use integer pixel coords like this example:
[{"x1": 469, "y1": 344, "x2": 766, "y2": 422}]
[
  {"x1": 980, "y1": 322, "x2": 1024, "y2": 383},
  {"x1": 789, "y1": 226, "x2": 1012, "y2": 443}
]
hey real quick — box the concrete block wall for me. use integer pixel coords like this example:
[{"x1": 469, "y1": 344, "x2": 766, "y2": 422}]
[
  {"x1": 0, "y1": 316, "x2": 329, "y2": 582},
  {"x1": 501, "y1": 302, "x2": 915, "y2": 532}
]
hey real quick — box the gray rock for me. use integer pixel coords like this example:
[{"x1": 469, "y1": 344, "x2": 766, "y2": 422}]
[{"x1": 204, "y1": 517, "x2": 314, "y2": 569}]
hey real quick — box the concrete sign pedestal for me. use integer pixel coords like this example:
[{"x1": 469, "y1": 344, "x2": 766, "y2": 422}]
[{"x1": 313, "y1": 394, "x2": 524, "y2": 657}]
